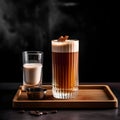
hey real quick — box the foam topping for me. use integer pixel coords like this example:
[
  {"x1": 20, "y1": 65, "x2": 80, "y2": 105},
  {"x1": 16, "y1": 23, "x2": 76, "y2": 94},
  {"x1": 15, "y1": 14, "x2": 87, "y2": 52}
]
[{"x1": 52, "y1": 39, "x2": 79, "y2": 52}]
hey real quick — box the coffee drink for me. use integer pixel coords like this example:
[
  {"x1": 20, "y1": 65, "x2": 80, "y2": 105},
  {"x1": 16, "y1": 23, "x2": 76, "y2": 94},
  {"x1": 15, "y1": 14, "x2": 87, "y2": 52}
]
[{"x1": 52, "y1": 39, "x2": 79, "y2": 99}]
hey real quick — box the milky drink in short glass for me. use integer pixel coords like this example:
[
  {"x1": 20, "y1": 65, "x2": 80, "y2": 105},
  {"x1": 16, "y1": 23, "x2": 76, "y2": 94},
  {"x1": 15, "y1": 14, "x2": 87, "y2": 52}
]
[
  {"x1": 52, "y1": 37, "x2": 79, "y2": 99},
  {"x1": 22, "y1": 51, "x2": 43, "y2": 90}
]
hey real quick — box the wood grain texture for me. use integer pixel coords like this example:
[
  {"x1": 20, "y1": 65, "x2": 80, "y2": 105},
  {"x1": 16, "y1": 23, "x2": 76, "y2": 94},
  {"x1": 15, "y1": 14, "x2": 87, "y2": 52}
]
[{"x1": 12, "y1": 85, "x2": 118, "y2": 109}]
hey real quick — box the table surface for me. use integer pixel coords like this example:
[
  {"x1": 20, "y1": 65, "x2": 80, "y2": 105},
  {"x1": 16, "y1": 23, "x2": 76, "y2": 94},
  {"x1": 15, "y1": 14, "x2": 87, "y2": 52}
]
[{"x1": 0, "y1": 82, "x2": 120, "y2": 120}]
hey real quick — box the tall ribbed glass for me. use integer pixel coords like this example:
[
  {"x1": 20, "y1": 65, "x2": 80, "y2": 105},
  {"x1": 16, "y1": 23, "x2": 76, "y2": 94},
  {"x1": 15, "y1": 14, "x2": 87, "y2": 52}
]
[{"x1": 52, "y1": 40, "x2": 79, "y2": 99}]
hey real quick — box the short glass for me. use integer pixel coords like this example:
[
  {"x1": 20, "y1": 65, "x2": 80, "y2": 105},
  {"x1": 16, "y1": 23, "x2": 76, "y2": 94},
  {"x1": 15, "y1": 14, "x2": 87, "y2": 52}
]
[
  {"x1": 22, "y1": 51, "x2": 43, "y2": 90},
  {"x1": 51, "y1": 39, "x2": 79, "y2": 99}
]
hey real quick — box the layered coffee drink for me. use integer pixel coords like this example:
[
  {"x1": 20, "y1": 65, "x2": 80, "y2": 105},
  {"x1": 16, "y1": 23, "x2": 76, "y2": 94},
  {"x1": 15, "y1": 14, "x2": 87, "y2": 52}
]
[{"x1": 52, "y1": 36, "x2": 79, "y2": 99}]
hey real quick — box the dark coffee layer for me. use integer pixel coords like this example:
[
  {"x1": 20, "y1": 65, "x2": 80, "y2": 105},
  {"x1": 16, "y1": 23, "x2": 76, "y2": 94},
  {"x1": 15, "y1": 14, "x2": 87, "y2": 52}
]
[{"x1": 52, "y1": 52, "x2": 79, "y2": 90}]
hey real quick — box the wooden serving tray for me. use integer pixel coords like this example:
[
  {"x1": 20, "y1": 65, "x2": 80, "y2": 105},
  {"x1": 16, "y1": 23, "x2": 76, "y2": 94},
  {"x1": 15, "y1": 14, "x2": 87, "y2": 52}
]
[{"x1": 12, "y1": 85, "x2": 118, "y2": 109}]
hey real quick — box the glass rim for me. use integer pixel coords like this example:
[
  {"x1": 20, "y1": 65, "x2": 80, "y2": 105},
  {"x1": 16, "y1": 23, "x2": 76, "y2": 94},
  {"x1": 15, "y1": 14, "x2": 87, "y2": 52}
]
[
  {"x1": 22, "y1": 51, "x2": 43, "y2": 55},
  {"x1": 51, "y1": 39, "x2": 79, "y2": 42}
]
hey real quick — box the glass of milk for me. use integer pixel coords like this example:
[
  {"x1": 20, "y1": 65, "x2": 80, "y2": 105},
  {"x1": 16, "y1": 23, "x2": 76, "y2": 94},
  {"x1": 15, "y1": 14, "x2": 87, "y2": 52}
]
[{"x1": 22, "y1": 51, "x2": 43, "y2": 90}]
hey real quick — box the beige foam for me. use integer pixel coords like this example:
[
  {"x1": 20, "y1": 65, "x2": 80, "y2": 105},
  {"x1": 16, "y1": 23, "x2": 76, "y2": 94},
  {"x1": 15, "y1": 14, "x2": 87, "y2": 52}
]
[{"x1": 52, "y1": 40, "x2": 79, "y2": 52}]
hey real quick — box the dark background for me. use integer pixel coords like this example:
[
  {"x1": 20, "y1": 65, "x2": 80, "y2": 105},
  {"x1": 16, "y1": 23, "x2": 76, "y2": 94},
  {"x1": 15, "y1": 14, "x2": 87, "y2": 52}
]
[{"x1": 0, "y1": 0, "x2": 119, "y2": 83}]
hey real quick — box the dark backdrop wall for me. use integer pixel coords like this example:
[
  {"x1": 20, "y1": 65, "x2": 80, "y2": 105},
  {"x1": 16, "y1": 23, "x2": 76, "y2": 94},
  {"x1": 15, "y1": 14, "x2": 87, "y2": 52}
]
[{"x1": 0, "y1": 0, "x2": 119, "y2": 83}]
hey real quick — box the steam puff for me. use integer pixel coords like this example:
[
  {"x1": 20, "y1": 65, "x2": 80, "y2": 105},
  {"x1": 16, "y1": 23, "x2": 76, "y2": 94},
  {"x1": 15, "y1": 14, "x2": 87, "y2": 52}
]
[{"x1": 52, "y1": 40, "x2": 79, "y2": 53}]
